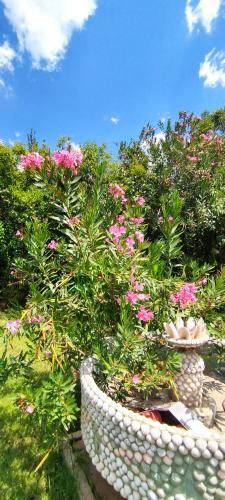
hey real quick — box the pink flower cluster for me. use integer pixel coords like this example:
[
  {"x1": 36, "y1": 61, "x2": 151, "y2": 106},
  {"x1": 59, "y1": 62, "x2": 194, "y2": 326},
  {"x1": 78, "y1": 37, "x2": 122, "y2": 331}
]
[
  {"x1": 130, "y1": 275, "x2": 144, "y2": 291},
  {"x1": 136, "y1": 196, "x2": 145, "y2": 206},
  {"x1": 135, "y1": 230, "x2": 144, "y2": 243},
  {"x1": 20, "y1": 152, "x2": 44, "y2": 170},
  {"x1": 125, "y1": 290, "x2": 150, "y2": 304},
  {"x1": 48, "y1": 240, "x2": 58, "y2": 250},
  {"x1": 187, "y1": 155, "x2": 199, "y2": 162},
  {"x1": 116, "y1": 215, "x2": 125, "y2": 224},
  {"x1": 199, "y1": 277, "x2": 207, "y2": 285},
  {"x1": 29, "y1": 315, "x2": 44, "y2": 324},
  {"x1": 136, "y1": 306, "x2": 154, "y2": 322},
  {"x1": 5, "y1": 319, "x2": 21, "y2": 334},
  {"x1": 26, "y1": 404, "x2": 34, "y2": 414},
  {"x1": 108, "y1": 184, "x2": 127, "y2": 204},
  {"x1": 130, "y1": 217, "x2": 144, "y2": 224},
  {"x1": 132, "y1": 375, "x2": 140, "y2": 384},
  {"x1": 15, "y1": 230, "x2": 23, "y2": 237},
  {"x1": 51, "y1": 150, "x2": 83, "y2": 175},
  {"x1": 201, "y1": 130, "x2": 213, "y2": 142},
  {"x1": 126, "y1": 275, "x2": 154, "y2": 321},
  {"x1": 109, "y1": 224, "x2": 126, "y2": 243},
  {"x1": 68, "y1": 216, "x2": 80, "y2": 227},
  {"x1": 126, "y1": 236, "x2": 135, "y2": 252},
  {"x1": 170, "y1": 282, "x2": 198, "y2": 308}
]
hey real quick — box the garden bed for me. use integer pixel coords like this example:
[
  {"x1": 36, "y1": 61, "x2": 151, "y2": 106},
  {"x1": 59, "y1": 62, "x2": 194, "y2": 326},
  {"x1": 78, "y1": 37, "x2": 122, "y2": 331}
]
[{"x1": 81, "y1": 357, "x2": 225, "y2": 500}]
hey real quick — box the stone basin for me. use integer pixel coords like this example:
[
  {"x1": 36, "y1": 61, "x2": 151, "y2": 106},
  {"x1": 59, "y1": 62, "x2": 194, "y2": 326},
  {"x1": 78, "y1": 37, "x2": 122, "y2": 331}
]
[{"x1": 80, "y1": 357, "x2": 225, "y2": 500}]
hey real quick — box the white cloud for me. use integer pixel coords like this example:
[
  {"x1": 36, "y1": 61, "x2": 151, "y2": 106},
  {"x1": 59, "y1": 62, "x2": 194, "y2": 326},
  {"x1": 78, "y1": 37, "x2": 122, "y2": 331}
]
[
  {"x1": 0, "y1": 40, "x2": 16, "y2": 71},
  {"x1": 1, "y1": 0, "x2": 97, "y2": 71},
  {"x1": 199, "y1": 49, "x2": 225, "y2": 87},
  {"x1": 0, "y1": 78, "x2": 6, "y2": 89},
  {"x1": 110, "y1": 116, "x2": 120, "y2": 125},
  {"x1": 185, "y1": 0, "x2": 222, "y2": 33},
  {"x1": 15, "y1": 131, "x2": 22, "y2": 138}
]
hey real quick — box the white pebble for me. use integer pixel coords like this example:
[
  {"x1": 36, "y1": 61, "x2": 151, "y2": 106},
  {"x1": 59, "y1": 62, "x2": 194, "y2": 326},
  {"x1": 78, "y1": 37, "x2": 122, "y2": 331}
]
[
  {"x1": 131, "y1": 420, "x2": 140, "y2": 433},
  {"x1": 143, "y1": 453, "x2": 152, "y2": 464},
  {"x1": 134, "y1": 451, "x2": 142, "y2": 462},
  {"x1": 207, "y1": 440, "x2": 218, "y2": 453},
  {"x1": 184, "y1": 437, "x2": 195, "y2": 450},
  {"x1": 196, "y1": 439, "x2": 207, "y2": 452},
  {"x1": 191, "y1": 447, "x2": 201, "y2": 458},
  {"x1": 150, "y1": 428, "x2": 161, "y2": 440},
  {"x1": 172, "y1": 434, "x2": 182, "y2": 447}
]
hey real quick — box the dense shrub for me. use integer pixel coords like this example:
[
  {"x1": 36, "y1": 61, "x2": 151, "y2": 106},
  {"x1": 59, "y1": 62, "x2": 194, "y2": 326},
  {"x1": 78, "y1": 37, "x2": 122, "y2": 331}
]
[
  {"x1": 0, "y1": 142, "x2": 47, "y2": 303},
  {"x1": 117, "y1": 111, "x2": 225, "y2": 264},
  {"x1": 0, "y1": 140, "x2": 224, "y2": 458}
]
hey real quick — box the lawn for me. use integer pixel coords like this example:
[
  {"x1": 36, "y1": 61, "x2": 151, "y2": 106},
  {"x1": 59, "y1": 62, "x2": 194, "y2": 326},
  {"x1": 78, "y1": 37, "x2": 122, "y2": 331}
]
[{"x1": 0, "y1": 311, "x2": 79, "y2": 500}]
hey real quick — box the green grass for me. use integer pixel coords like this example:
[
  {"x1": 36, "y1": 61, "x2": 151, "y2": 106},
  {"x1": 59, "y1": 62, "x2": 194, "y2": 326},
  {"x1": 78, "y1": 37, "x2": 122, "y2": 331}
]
[{"x1": 0, "y1": 311, "x2": 80, "y2": 499}]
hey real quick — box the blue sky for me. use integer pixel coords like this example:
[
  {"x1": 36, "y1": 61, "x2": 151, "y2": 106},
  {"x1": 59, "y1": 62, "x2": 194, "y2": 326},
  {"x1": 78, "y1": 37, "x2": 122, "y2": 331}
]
[{"x1": 0, "y1": 0, "x2": 225, "y2": 154}]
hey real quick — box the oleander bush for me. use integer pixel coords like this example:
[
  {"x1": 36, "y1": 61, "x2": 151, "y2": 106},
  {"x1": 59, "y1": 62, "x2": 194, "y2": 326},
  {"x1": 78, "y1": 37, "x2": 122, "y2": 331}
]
[{"x1": 0, "y1": 109, "x2": 225, "y2": 459}]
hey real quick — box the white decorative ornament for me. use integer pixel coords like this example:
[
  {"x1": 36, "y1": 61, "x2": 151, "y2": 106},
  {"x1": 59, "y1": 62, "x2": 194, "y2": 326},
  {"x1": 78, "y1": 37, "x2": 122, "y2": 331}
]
[{"x1": 163, "y1": 317, "x2": 208, "y2": 344}]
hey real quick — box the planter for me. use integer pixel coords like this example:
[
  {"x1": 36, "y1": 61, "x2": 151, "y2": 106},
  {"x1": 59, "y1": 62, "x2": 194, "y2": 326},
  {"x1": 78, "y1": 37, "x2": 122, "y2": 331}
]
[{"x1": 81, "y1": 357, "x2": 225, "y2": 500}]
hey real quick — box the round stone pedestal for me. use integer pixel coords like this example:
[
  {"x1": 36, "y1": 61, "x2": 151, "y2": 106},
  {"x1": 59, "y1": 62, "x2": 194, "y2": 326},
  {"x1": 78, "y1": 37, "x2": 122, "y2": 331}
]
[{"x1": 174, "y1": 351, "x2": 205, "y2": 408}]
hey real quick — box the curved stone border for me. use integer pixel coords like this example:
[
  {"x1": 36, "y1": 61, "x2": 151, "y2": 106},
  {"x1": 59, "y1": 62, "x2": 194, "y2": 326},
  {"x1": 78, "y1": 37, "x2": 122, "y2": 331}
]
[{"x1": 81, "y1": 357, "x2": 225, "y2": 500}]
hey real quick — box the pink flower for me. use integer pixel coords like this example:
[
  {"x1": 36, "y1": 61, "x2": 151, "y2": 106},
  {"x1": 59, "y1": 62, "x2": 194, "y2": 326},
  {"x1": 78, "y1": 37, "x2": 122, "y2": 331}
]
[
  {"x1": 29, "y1": 315, "x2": 44, "y2": 324},
  {"x1": 215, "y1": 137, "x2": 223, "y2": 145},
  {"x1": 126, "y1": 290, "x2": 150, "y2": 303},
  {"x1": 168, "y1": 215, "x2": 174, "y2": 222},
  {"x1": 15, "y1": 230, "x2": 22, "y2": 237},
  {"x1": 5, "y1": 319, "x2": 21, "y2": 334},
  {"x1": 132, "y1": 280, "x2": 144, "y2": 292},
  {"x1": 20, "y1": 152, "x2": 44, "y2": 170},
  {"x1": 121, "y1": 196, "x2": 128, "y2": 205},
  {"x1": 108, "y1": 183, "x2": 125, "y2": 199},
  {"x1": 115, "y1": 297, "x2": 121, "y2": 305},
  {"x1": 137, "y1": 293, "x2": 150, "y2": 301},
  {"x1": 116, "y1": 215, "x2": 125, "y2": 224},
  {"x1": 200, "y1": 277, "x2": 207, "y2": 285},
  {"x1": 170, "y1": 282, "x2": 198, "y2": 308},
  {"x1": 132, "y1": 375, "x2": 140, "y2": 385},
  {"x1": 136, "y1": 196, "x2": 145, "y2": 206},
  {"x1": 26, "y1": 404, "x2": 34, "y2": 414},
  {"x1": 201, "y1": 130, "x2": 213, "y2": 142},
  {"x1": 187, "y1": 155, "x2": 199, "y2": 162},
  {"x1": 136, "y1": 306, "x2": 154, "y2": 322},
  {"x1": 51, "y1": 150, "x2": 82, "y2": 176},
  {"x1": 68, "y1": 216, "x2": 80, "y2": 226},
  {"x1": 125, "y1": 291, "x2": 139, "y2": 304},
  {"x1": 109, "y1": 224, "x2": 126, "y2": 239},
  {"x1": 52, "y1": 150, "x2": 83, "y2": 173},
  {"x1": 135, "y1": 231, "x2": 144, "y2": 243},
  {"x1": 45, "y1": 351, "x2": 51, "y2": 359},
  {"x1": 112, "y1": 236, "x2": 120, "y2": 244},
  {"x1": 125, "y1": 236, "x2": 135, "y2": 250},
  {"x1": 47, "y1": 240, "x2": 59, "y2": 250},
  {"x1": 158, "y1": 216, "x2": 163, "y2": 222},
  {"x1": 130, "y1": 217, "x2": 144, "y2": 224}
]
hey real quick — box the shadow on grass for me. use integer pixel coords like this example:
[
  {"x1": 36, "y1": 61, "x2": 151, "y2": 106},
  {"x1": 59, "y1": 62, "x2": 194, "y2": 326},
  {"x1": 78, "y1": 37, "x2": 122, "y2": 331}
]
[{"x1": 0, "y1": 390, "x2": 79, "y2": 499}]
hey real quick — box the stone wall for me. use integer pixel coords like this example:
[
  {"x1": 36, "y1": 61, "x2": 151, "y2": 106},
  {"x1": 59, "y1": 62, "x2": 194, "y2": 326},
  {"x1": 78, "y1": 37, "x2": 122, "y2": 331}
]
[{"x1": 80, "y1": 358, "x2": 225, "y2": 500}]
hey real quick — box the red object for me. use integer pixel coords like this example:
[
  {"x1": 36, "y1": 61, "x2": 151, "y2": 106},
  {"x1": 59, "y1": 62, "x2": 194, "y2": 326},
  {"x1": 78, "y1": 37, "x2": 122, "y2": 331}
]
[{"x1": 140, "y1": 410, "x2": 162, "y2": 422}]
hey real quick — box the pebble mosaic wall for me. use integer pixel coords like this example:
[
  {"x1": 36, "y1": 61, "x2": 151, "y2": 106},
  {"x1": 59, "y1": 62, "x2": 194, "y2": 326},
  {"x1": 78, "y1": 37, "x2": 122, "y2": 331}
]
[{"x1": 80, "y1": 357, "x2": 225, "y2": 500}]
